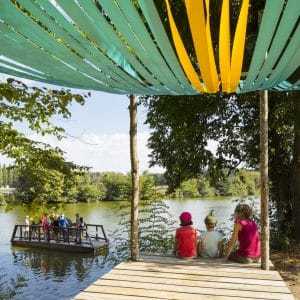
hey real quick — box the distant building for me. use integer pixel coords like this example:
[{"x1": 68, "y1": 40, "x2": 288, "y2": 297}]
[{"x1": 0, "y1": 186, "x2": 16, "y2": 194}]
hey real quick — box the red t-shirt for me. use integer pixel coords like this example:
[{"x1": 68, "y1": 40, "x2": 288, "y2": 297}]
[{"x1": 175, "y1": 226, "x2": 197, "y2": 258}]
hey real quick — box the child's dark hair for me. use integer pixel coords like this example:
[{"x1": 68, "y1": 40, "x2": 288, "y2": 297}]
[
  {"x1": 181, "y1": 220, "x2": 193, "y2": 226},
  {"x1": 235, "y1": 204, "x2": 252, "y2": 219}
]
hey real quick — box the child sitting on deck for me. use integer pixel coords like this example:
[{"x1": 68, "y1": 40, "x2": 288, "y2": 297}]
[
  {"x1": 174, "y1": 212, "x2": 198, "y2": 259},
  {"x1": 198, "y1": 211, "x2": 224, "y2": 258},
  {"x1": 225, "y1": 204, "x2": 261, "y2": 263}
]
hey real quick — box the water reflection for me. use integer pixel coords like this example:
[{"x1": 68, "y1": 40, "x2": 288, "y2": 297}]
[{"x1": 11, "y1": 248, "x2": 110, "y2": 281}]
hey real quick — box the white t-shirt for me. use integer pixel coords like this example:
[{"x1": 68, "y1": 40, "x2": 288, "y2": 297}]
[{"x1": 201, "y1": 231, "x2": 224, "y2": 258}]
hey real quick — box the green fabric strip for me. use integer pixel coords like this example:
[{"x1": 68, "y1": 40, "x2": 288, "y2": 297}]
[
  {"x1": 0, "y1": 58, "x2": 45, "y2": 77},
  {"x1": 242, "y1": 0, "x2": 285, "y2": 91},
  {"x1": 98, "y1": 0, "x2": 178, "y2": 94},
  {"x1": 0, "y1": 65, "x2": 87, "y2": 89},
  {"x1": 261, "y1": 24, "x2": 300, "y2": 89},
  {"x1": 0, "y1": 1, "x2": 125, "y2": 91},
  {"x1": 113, "y1": 0, "x2": 185, "y2": 94},
  {"x1": 76, "y1": 0, "x2": 162, "y2": 91},
  {"x1": 0, "y1": 27, "x2": 106, "y2": 91},
  {"x1": 0, "y1": 1, "x2": 148, "y2": 94},
  {"x1": 252, "y1": 0, "x2": 299, "y2": 89},
  {"x1": 18, "y1": 0, "x2": 116, "y2": 83},
  {"x1": 137, "y1": 0, "x2": 197, "y2": 95},
  {"x1": 54, "y1": 0, "x2": 154, "y2": 94},
  {"x1": 18, "y1": 0, "x2": 149, "y2": 94}
]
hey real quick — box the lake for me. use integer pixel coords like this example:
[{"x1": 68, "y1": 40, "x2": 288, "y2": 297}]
[{"x1": 0, "y1": 198, "x2": 245, "y2": 300}]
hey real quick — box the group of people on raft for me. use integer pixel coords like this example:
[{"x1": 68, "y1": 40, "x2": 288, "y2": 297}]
[
  {"x1": 175, "y1": 203, "x2": 260, "y2": 263},
  {"x1": 24, "y1": 213, "x2": 85, "y2": 243}
]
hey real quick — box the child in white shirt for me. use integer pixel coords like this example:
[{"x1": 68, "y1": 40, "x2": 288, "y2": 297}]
[{"x1": 198, "y1": 212, "x2": 224, "y2": 258}]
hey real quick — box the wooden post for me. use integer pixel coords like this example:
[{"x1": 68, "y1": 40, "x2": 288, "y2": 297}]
[
  {"x1": 129, "y1": 94, "x2": 140, "y2": 261},
  {"x1": 260, "y1": 90, "x2": 270, "y2": 270}
]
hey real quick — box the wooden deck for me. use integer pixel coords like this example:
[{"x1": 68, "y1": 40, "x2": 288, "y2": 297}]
[{"x1": 74, "y1": 255, "x2": 295, "y2": 300}]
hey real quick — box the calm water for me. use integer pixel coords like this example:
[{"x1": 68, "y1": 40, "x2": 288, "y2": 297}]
[{"x1": 0, "y1": 198, "x2": 239, "y2": 300}]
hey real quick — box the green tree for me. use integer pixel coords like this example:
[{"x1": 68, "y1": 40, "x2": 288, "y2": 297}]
[
  {"x1": 179, "y1": 178, "x2": 200, "y2": 198},
  {"x1": 140, "y1": 174, "x2": 156, "y2": 200},
  {"x1": 15, "y1": 148, "x2": 81, "y2": 203},
  {"x1": 0, "y1": 78, "x2": 89, "y2": 203},
  {"x1": 75, "y1": 173, "x2": 106, "y2": 202},
  {"x1": 198, "y1": 176, "x2": 215, "y2": 197},
  {"x1": 101, "y1": 172, "x2": 131, "y2": 201}
]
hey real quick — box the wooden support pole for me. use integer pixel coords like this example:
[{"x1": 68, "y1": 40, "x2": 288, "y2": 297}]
[
  {"x1": 260, "y1": 90, "x2": 270, "y2": 270},
  {"x1": 129, "y1": 95, "x2": 140, "y2": 261}
]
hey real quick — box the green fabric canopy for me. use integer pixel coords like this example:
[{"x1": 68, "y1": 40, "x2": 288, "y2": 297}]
[{"x1": 0, "y1": 0, "x2": 299, "y2": 94}]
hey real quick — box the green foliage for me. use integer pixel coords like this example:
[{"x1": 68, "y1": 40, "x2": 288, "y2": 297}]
[
  {"x1": 14, "y1": 148, "x2": 83, "y2": 203},
  {"x1": 140, "y1": 174, "x2": 156, "y2": 200},
  {"x1": 74, "y1": 173, "x2": 106, "y2": 202},
  {"x1": 197, "y1": 176, "x2": 215, "y2": 197},
  {"x1": 142, "y1": 91, "x2": 299, "y2": 245},
  {"x1": 170, "y1": 170, "x2": 259, "y2": 198},
  {"x1": 175, "y1": 178, "x2": 199, "y2": 198},
  {"x1": 0, "y1": 78, "x2": 90, "y2": 205},
  {"x1": 100, "y1": 172, "x2": 131, "y2": 201},
  {"x1": 111, "y1": 199, "x2": 176, "y2": 260}
]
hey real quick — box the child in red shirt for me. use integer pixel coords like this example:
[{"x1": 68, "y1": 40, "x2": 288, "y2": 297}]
[{"x1": 175, "y1": 212, "x2": 198, "y2": 258}]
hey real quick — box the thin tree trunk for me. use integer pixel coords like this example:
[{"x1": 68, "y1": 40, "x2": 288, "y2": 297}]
[
  {"x1": 293, "y1": 93, "x2": 300, "y2": 243},
  {"x1": 260, "y1": 90, "x2": 270, "y2": 270},
  {"x1": 129, "y1": 95, "x2": 140, "y2": 261}
]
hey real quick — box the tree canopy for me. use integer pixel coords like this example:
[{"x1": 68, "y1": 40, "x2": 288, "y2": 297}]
[{"x1": 0, "y1": 78, "x2": 89, "y2": 204}]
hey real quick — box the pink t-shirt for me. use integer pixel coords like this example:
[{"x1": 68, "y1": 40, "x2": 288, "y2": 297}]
[{"x1": 237, "y1": 219, "x2": 261, "y2": 258}]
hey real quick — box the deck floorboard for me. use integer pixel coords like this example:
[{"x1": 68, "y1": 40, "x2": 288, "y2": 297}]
[{"x1": 73, "y1": 256, "x2": 295, "y2": 300}]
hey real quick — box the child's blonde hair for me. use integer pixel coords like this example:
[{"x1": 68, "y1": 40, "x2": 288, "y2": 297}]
[
  {"x1": 204, "y1": 210, "x2": 217, "y2": 227},
  {"x1": 234, "y1": 204, "x2": 252, "y2": 219}
]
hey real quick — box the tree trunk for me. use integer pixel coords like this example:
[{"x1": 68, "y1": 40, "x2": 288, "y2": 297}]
[
  {"x1": 260, "y1": 90, "x2": 270, "y2": 270},
  {"x1": 293, "y1": 93, "x2": 300, "y2": 243},
  {"x1": 129, "y1": 95, "x2": 140, "y2": 261}
]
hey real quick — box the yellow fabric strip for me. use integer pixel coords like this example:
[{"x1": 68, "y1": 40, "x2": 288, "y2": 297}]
[
  {"x1": 230, "y1": 0, "x2": 250, "y2": 92},
  {"x1": 219, "y1": 0, "x2": 231, "y2": 92},
  {"x1": 164, "y1": 0, "x2": 205, "y2": 93},
  {"x1": 185, "y1": 0, "x2": 219, "y2": 92},
  {"x1": 205, "y1": 0, "x2": 220, "y2": 91}
]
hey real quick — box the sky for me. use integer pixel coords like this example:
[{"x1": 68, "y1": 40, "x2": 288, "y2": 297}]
[
  {"x1": 1, "y1": 74, "x2": 217, "y2": 173},
  {"x1": 0, "y1": 74, "x2": 164, "y2": 173}
]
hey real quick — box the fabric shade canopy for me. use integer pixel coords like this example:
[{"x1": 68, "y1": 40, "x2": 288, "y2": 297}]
[{"x1": 0, "y1": 0, "x2": 299, "y2": 95}]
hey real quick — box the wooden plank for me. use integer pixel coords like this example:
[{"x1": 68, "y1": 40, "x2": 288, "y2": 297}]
[
  {"x1": 116, "y1": 262, "x2": 281, "y2": 280},
  {"x1": 109, "y1": 268, "x2": 286, "y2": 287},
  {"x1": 141, "y1": 255, "x2": 274, "y2": 270},
  {"x1": 91, "y1": 279, "x2": 293, "y2": 300},
  {"x1": 74, "y1": 291, "x2": 159, "y2": 300},
  {"x1": 101, "y1": 273, "x2": 291, "y2": 294},
  {"x1": 83, "y1": 285, "x2": 294, "y2": 300},
  {"x1": 137, "y1": 258, "x2": 276, "y2": 274}
]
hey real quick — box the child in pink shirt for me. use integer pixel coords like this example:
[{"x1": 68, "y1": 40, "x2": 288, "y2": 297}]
[{"x1": 225, "y1": 204, "x2": 261, "y2": 263}]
